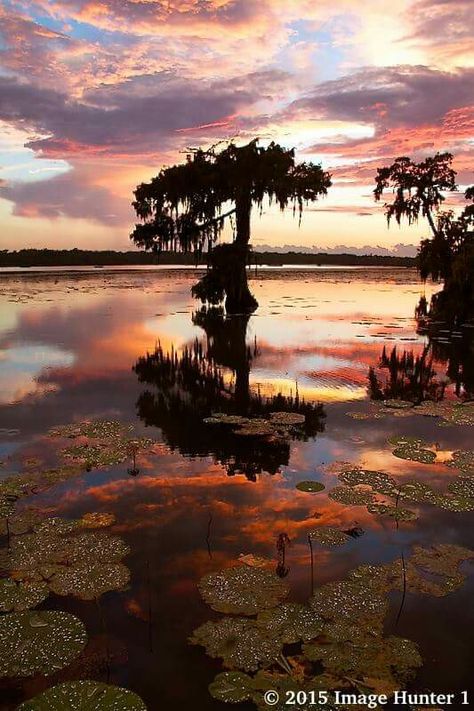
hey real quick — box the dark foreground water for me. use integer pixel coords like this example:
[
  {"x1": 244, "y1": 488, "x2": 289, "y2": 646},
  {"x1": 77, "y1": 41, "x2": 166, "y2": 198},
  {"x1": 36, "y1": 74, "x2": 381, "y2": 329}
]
[{"x1": 0, "y1": 268, "x2": 473, "y2": 711}]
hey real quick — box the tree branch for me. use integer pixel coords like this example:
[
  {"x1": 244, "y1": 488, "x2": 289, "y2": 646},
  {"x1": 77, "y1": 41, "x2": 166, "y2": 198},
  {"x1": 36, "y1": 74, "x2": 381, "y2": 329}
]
[{"x1": 193, "y1": 208, "x2": 237, "y2": 232}]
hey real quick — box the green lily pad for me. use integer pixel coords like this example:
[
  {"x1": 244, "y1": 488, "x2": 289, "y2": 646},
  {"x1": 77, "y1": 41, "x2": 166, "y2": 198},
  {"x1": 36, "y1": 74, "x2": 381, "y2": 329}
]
[
  {"x1": 198, "y1": 566, "x2": 289, "y2": 615},
  {"x1": 393, "y1": 447, "x2": 436, "y2": 464},
  {"x1": 17, "y1": 680, "x2": 147, "y2": 710},
  {"x1": 446, "y1": 403, "x2": 474, "y2": 426},
  {"x1": 62, "y1": 443, "x2": 128, "y2": 468},
  {"x1": 0, "y1": 611, "x2": 87, "y2": 677},
  {"x1": 303, "y1": 633, "x2": 420, "y2": 690},
  {"x1": 309, "y1": 527, "x2": 350, "y2": 546},
  {"x1": 34, "y1": 518, "x2": 81, "y2": 536},
  {"x1": 63, "y1": 531, "x2": 130, "y2": 565},
  {"x1": 49, "y1": 420, "x2": 133, "y2": 440},
  {"x1": 0, "y1": 579, "x2": 48, "y2": 612},
  {"x1": 269, "y1": 412, "x2": 306, "y2": 426},
  {"x1": 190, "y1": 617, "x2": 282, "y2": 672},
  {"x1": 257, "y1": 603, "x2": 324, "y2": 643},
  {"x1": 383, "y1": 400, "x2": 414, "y2": 410},
  {"x1": 388, "y1": 435, "x2": 437, "y2": 464},
  {"x1": 48, "y1": 562, "x2": 130, "y2": 600},
  {"x1": 398, "y1": 481, "x2": 438, "y2": 504},
  {"x1": 328, "y1": 486, "x2": 375, "y2": 506},
  {"x1": 8, "y1": 510, "x2": 46, "y2": 535},
  {"x1": 3, "y1": 528, "x2": 130, "y2": 601},
  {"x1": 448, "y1": 477, "x2": 474, "y2": 498},
  {"x1": 367, "y1": 503, "x2": 418, "y2": 521},
  {"x1": 435, "y1": 495, "x2": 474, "y2": 512},
  {"x1": 449, "y1": 450, "x2": 474, "y2": 474},
  {"x1": 234, "y1": 420, "x2": 278, "y2": 438},
  {"x1": 337, "y1": 469, "x2": 397, "y2": 496},
  {"x1": 310, "y1": 574, "x2": 388, "y2": 626},
  {"x1": 0, "y1": 495, "x2": 16, "y2": 520},
  {"x1": 296, "y1": 481, "x2": 325, "y2": 493},
  {"x1": 208, "y1": 671, "x2": 253, "y2": 704}
]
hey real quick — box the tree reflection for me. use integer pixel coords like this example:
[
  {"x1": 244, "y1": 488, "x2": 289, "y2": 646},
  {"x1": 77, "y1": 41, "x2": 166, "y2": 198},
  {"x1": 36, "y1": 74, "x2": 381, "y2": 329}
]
[
  {"x1": 369, "y1": 315, "x2": 474, "y2": 403},
  {"x1": 416, "y1": 307, "x2": 474, "y2": 399},
  {"x1": 133, "y1": 308, "x2": 325, "y2": 480}
]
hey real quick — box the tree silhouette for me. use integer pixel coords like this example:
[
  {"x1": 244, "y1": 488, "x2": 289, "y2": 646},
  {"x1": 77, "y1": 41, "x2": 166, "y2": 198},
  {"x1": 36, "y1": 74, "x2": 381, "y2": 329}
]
[
  {"x1": 374, "y1": 153, "x2": 474, "y2": 321},
  {"x1": 133, "y1": 308, "x2": 325, "y2": 480},
  {"x1": 131, "y1": 140, "x2": 331, "y2": 313}
]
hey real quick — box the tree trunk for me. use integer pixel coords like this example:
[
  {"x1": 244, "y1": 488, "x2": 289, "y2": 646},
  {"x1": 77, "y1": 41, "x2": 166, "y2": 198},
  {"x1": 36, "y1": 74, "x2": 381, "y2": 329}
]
[{"x1": 225, "y1": 193, "x2": 258, "y2": 314}]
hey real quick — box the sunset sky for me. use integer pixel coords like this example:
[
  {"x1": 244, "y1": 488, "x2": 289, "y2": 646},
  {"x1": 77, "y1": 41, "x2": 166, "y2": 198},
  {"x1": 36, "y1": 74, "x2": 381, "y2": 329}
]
[{"x1": 0, "y1": 0, "x2": 473, "y2": 253}]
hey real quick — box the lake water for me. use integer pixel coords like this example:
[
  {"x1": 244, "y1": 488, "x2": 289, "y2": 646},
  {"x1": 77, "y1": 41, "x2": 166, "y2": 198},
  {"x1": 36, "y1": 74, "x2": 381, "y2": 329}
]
[{"x1": 0, "y1": 268, "x2": 473, "y2": 710}]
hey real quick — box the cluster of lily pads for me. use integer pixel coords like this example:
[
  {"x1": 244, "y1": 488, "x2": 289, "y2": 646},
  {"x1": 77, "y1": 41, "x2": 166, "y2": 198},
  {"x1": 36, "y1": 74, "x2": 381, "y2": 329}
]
[
  {"x1": 348, "y1": 399, "x2": 474, "y2": 427},
  {"x1": 190, "y1": 543, "x2": 474, "y2": 710},
  {"x1": 0, "y1": 510, "x2": 129, "y2": 606},
  {"x1": 327, "y1": 457, "x2": 474, "y2": 518},
  {"x1": 0, "y1": 509, "x2": 148, "y2": 708},
  {"x1": 203, "y1": 411, "x2": 306, "y2": 439},
  {"x1": 0, "y1": 420, "x2": 152, "y2": 710},
  {"x1": 1, "y1": 420, "x2": 156, "y2": 529},
  {"x1": 50, "y1": 419, "x2": 155, "y2": 470}
]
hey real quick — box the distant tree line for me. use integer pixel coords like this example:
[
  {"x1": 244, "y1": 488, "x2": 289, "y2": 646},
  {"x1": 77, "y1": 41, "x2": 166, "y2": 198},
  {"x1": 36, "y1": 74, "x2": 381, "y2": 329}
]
[{"x1": 0, "y1": 248, "x2": 414, "y2": 268}]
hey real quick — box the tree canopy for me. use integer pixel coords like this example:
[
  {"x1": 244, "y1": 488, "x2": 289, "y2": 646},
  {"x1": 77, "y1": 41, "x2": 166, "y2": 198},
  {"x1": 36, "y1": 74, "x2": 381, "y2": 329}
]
[
  {"x1": 374, "y1": 152, "x2": 474, "y2": 321},
  {"x1": 132, "y1": 139, "x2": 331, "y2": 255},
  {"x1": 131, "y1": 139, "x2": 331, "y2": 312}
]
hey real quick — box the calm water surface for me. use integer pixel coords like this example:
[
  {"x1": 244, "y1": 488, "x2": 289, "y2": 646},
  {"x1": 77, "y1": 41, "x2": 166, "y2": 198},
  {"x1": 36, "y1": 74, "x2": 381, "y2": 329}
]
[{"x1": 0, "y1": 268, "x2": 473, "y2": 710}]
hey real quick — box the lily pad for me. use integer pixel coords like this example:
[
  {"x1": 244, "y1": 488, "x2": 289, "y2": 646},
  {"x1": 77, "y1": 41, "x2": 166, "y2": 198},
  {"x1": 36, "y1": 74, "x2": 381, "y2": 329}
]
[
  {"x1": 257, "y1": 603, "x2": 324, "y2": 644},
  {"x1": 435, "y1": 495, "x2": 474, "y2": 512},
  {"x1": 209, "y1": 671, "x2": 253, "y2": 704},
  {"x1": 269, "y1": 412, "x2": 306, "y2": 426},
  {"x1": 190, "y1": 617, "x2": 282, "y2": 672},
  {"x1": 18, "y1": 680, "x2": 147, "y2": 710},
  {"x1": 310, "y1": 574, "x2": 388, "y2": 626},
  {"x1": 398, "y1": 481, "x2": 438, "y2": 504},
  {"x1": 337, "y1": 469, "x2": 397, "y2": 496},
  {"x1": 309, "y1": 527, "x2": 350, "y2": 546},
  {"x1": 48, "y1": 562, "x2": 130, "y2": 600},
  {"x1": 328, "y1": 486, "x2": 375, "y2": 506},
  {"x1": 62, "y1": 443, "x2": 128, "y2": 468},
  {"x1": 198, "y1": 566, "x2": 289, "y2": 615},
  {"x1": 49, "y1": 420, "x2": 132, "y2": 440},
  {"x1": 446, "y1": 403, "x2": 474, "y2": 426},
  {"x1": 303, "y1": 633, "x2": 420, "y2": 685},
  {"x1": 234, "y1": 420, "x2": 277, "y2": 438},
  {"x1": 2, "y1": 527, "x2": 130, "y2": 602},
  {"x1": 0, "y1": 496, "x2": 16, "y2": 520},
  {"x1": 204, "y1": 413, "x2": 251, "y2": 427},
  {"x1": 0, "y1": 579, "x2": 48, "y2": 612},
  {"x1": 5, "y1": 530, "x2": 129, "y2": 572},
  {"x1": 383, "y1": 400, "x2": 414, "y2": 410},
  {"x1": 296, "y1": 481, "x2": 325, "y2": 493},
  {"x1": 0, "y1": 611, "x2": 87, "y2": 677},
  {"x1": 367, "y1": 503, "x2": 418, "y2": 521},
  {"x1": 448, "y1": 477, "x2": 474, "y2": 498},
  {"x1": 449, "y1": 450, "x2": 474, "y2": 474},
  {"x1": 34, "y1": 518, "x2": 81, "y2": 536},
  {"x1": 1, "y1": 509, "x2": 44, "y2": 537}
]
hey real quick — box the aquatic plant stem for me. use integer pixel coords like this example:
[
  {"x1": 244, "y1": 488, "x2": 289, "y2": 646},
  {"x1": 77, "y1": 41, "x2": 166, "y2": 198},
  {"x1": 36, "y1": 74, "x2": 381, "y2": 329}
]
[{"x1": 146, "y1": 558, "x2": 154, "y2": 653}]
